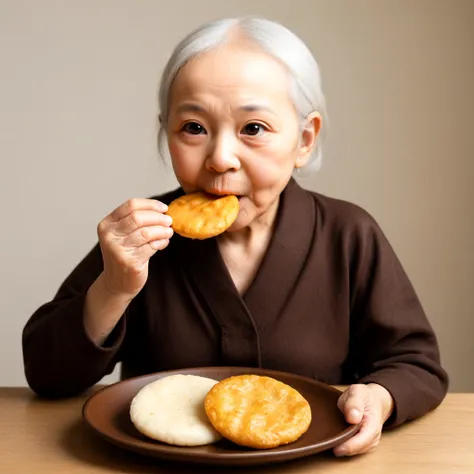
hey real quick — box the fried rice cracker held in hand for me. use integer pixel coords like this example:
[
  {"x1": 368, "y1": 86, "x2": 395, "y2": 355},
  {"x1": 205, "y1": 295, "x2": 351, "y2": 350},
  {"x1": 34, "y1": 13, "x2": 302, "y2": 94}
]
[{"x1": 167, "y1": 192, "x2": 239, "y2": 239}]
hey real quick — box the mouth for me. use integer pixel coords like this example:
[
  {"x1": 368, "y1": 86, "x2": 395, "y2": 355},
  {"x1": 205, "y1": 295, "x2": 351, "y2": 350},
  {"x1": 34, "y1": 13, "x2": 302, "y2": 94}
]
[{"x1": 202, "y1": 189, "x2": 244, "y2": 201}]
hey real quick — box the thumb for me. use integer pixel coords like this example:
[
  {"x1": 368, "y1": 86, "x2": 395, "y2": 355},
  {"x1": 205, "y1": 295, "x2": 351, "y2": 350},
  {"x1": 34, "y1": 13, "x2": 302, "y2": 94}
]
[{"x1": 337, "y1": 385, "x2": 366, "y2": 425}]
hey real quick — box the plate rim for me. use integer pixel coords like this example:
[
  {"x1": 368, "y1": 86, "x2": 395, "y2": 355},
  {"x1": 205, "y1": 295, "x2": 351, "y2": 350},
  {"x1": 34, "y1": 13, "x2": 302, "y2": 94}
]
[{"x1": 82, "y1": 366, "x2": 360, "y2": 465}]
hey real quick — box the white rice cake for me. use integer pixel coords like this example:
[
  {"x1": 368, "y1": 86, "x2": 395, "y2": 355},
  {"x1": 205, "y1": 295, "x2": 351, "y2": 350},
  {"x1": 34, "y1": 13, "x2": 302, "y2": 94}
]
[{"x1": 130, "y1": 374, "x2": 222, "y2": 446}]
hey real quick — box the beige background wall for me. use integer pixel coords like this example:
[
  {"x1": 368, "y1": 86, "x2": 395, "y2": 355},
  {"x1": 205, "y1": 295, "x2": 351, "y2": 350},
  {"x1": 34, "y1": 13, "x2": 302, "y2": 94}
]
[{"x1": 1, "y1": 0, "x2": 473, "y2": 390}]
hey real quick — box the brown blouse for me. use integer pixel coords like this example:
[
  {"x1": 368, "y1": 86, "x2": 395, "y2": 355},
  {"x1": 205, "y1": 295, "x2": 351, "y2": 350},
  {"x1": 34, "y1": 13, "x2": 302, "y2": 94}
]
[{"x1": 22, "y1": 178, "x2": 448, "y2": 428}]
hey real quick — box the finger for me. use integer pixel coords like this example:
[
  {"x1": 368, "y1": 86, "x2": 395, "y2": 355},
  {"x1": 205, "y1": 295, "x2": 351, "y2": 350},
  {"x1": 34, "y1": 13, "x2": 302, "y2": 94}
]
[
  {"x1": 123, "y1": 225, "x2": 174, "y2": 248},
  {"x1": 338, "y1": 385, "x2": 365, "y2": 424},
  {"x1": 115, "y1": 211, "x2": 173, "y2": 236},
  {"x1": 149, "y1": 238, "x2": 171, "y2": 251},
  {"x1": 334, "y1": 418, "x2": 381, "y2": 456},
  {"x1": 363, "y1": 433, "x2": 382, "y2": 454},
  {"x1": 108, "y1": 198, "x2": 168, "y2": 222},
  {"x1": 124, "y1": 238, "x2": 171, "y2": 264},
  {"x1": 131, "y1": 239, "x2": 171, "y2": 262}
]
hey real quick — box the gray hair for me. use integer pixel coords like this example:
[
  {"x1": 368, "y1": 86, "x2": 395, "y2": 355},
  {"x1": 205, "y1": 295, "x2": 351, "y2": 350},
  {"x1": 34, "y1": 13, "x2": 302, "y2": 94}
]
[{"x1": 158, "y1": 16, "x2": 327, "y2": 171}]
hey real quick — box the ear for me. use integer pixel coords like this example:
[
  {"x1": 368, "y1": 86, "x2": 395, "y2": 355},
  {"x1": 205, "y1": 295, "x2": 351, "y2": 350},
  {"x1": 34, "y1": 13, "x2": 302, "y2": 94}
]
[{"x1": 295, "y1": 111, "x2": 322, "y2": 168}]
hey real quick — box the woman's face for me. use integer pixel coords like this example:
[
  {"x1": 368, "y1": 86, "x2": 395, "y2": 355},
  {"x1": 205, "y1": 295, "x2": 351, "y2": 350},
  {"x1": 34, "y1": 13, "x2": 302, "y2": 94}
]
[{"x1": 166, "y1": 42, "x2": 319, "y2": 232}]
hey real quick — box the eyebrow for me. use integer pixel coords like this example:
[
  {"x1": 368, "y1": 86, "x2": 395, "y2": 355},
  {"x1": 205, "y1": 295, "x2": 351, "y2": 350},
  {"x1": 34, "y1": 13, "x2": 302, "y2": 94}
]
[
  {"x1": 239, "y1": 104, "x2": 276, "y2": 114},
  {"x1": 175, "y1": 103, "x2": 276, "y2": 115},
  {"x1": 175, "y1": 103, "x2": 205, "y2": 114}
]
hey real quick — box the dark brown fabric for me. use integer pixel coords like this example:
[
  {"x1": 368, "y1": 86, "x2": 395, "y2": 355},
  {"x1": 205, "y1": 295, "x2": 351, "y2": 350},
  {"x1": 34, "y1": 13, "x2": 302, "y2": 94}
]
[{"x1": 22, "y1": 179, "x2": 448, "y2": 427}]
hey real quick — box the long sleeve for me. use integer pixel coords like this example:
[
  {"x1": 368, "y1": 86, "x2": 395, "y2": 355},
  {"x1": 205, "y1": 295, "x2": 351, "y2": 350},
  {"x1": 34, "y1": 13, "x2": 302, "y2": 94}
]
[
  {"x1": 345, "y1": 212, "x2": 449, "y2": 428},
  {"x1": 22, "y1": 244, "x2": 126, "y2": 398}
]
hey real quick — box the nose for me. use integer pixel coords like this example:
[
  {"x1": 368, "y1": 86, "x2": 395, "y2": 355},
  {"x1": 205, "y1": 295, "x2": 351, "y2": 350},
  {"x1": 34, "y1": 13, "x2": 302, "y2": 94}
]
[{"x1": 205, "y1": 133, "x2": 240, "y2": 173}]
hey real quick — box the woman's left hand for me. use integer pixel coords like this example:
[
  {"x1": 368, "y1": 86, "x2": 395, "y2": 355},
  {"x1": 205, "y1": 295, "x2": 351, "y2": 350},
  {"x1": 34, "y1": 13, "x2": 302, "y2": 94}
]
[{"x1": 334, "y1": 383, "x2": 394, "y2": 456}]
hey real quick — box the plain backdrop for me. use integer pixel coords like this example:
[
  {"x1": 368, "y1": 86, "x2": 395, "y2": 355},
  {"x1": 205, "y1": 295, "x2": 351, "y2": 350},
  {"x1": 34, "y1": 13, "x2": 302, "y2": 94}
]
[{"x1": 1, "y1": 0, "x2": 473, "y2": 390}]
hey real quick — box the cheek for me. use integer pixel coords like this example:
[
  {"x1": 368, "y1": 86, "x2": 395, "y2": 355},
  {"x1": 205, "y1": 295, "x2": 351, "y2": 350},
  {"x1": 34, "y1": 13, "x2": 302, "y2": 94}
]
[
  {"x1": 246, "y1": 142, "x2": 298, "y2": 188},
  {"x1": 168, "y1": 140, "x2": 202, "y2": 182}
]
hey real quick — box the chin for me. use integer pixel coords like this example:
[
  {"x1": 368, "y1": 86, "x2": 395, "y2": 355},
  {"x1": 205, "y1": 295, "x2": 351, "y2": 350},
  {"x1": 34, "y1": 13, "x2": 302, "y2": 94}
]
[
  {"x1": 226, "y1": 216, "x2": 247, "y2": 233},
  {"x1": 225, "y1": 205, "x2": 252, "y2": 232}
]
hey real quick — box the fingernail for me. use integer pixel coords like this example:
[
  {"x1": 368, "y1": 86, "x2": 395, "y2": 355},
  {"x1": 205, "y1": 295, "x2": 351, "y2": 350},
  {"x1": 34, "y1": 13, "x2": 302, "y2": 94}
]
[
  {"x1": 163, "y1": 215, "x2": 173, "y2": 226},
  {"x1": 335, "y1": 449, "x2": 348, "y2": 457},
  {"x1": 157, "y1": 202, "x2": 168, "y2": 213},
  {"x1": 349, "y1": 408, "x2": 360, "y2": 419}
]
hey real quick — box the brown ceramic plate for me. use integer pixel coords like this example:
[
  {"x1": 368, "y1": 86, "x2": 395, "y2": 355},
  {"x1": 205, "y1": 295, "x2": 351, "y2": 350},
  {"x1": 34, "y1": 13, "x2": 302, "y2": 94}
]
[{"x1": 82, "y1": 367, "x2": 359, "y2": 466}]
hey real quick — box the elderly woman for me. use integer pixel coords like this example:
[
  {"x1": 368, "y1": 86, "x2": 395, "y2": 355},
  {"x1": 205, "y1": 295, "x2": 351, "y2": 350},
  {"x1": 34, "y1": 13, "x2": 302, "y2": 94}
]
[{"x1": 22, "y1": 17, "x2": 448, "y2": 456}]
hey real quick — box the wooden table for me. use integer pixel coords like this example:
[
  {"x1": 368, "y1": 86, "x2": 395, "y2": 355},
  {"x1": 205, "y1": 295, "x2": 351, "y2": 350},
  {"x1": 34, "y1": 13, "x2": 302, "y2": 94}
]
[{"x1": 0, "y1": 387, "x2": 473, "y2": 474}]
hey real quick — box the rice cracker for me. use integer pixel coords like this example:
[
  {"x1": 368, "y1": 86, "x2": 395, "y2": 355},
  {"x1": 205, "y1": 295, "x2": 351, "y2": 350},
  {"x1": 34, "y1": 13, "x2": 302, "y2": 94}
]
[
  {"x1": 167, "y1": 192, "x2": 239, "y2": 239},
  {"x1": 130, "y1": 374, "x2": 222, "y2": 446},
  {"x1": 204, "y1": 374, "x2": 312, "y2": 449}
]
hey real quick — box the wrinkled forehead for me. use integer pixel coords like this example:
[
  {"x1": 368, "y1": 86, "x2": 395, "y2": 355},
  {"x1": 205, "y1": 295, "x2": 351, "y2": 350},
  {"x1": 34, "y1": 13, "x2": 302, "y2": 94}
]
[{"x1": 169, "y1": 44, "x2": 292, "y2": 107}]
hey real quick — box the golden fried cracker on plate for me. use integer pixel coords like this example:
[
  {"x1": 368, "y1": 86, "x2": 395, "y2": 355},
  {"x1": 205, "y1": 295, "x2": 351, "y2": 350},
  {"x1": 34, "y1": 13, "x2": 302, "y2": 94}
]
[
  {"x1": 167, "y1": 192, "x2": 239, "y2": 239},
  {"x1": 204, "y1": 375, "x2": 312, "y2": 449}
]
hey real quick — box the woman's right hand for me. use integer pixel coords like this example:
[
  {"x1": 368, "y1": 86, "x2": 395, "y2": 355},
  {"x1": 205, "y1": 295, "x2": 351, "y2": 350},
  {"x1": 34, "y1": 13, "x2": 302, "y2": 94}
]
[{"x1": 97, "y1": 198, "x2": 173, "y2": 300}]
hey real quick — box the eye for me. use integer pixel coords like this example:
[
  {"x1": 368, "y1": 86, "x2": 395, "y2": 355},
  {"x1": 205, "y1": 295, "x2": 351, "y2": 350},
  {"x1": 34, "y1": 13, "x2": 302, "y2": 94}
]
[
  {"x1": 181, "y1": 122, "x2": 206, "y2": 135},
  {"x1": 241, "y1": 123, "x2": 266, "y2": 136}
]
